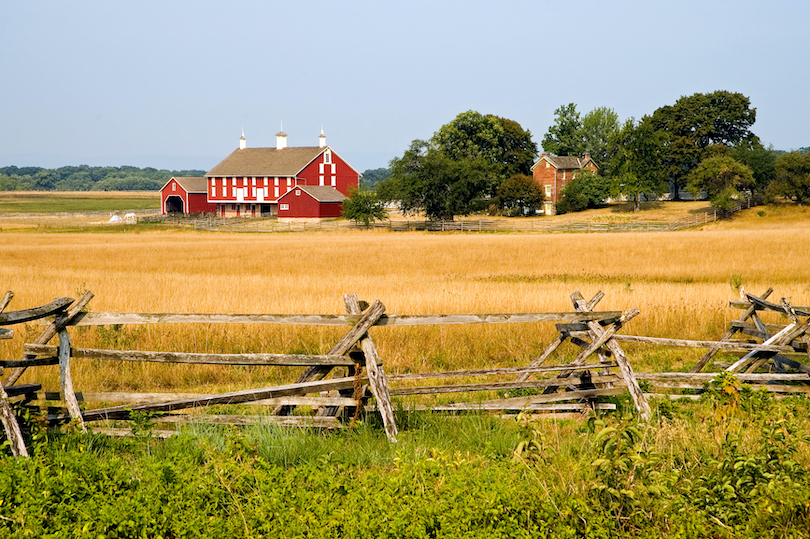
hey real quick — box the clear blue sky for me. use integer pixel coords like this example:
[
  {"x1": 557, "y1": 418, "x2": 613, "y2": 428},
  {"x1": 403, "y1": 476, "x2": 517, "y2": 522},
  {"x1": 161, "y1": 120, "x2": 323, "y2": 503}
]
[{"x1": 1, "y1": 0, "x2": 807, "y2": 173}]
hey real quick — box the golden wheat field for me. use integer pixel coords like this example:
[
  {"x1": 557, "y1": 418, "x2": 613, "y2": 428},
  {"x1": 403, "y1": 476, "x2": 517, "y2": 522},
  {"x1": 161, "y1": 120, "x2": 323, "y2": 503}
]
[{"x1": 2, "y1": 205, "x2": 809, "y2": 394}]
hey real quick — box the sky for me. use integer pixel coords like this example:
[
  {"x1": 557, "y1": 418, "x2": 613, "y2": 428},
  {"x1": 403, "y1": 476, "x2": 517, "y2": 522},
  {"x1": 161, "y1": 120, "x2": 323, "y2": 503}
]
[{"x1": 1, "y1": 0, "x2": 808, "y2": 173}]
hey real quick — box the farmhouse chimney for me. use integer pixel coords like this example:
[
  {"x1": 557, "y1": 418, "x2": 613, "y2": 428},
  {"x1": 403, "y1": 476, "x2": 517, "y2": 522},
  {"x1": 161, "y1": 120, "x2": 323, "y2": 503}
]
[
  {"x1": 319, "y1": 127, "x2": 326, "y2": 148},
  {"x1": 239, "y1": 129, "x2": 246, "y2": 150},
  {"x1": 276, "y1": 123, "x2": 287, "y2": 150}
]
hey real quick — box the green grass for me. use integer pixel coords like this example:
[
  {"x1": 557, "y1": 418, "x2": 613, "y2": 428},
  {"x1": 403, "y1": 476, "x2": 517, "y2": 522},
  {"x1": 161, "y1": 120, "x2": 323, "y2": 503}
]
[
  {"x1": 0, "y1": 191, "x2": 159, "y2": 213},
  {"x1": 4, "y1": 391, "x2": 810, "y2": 538}
]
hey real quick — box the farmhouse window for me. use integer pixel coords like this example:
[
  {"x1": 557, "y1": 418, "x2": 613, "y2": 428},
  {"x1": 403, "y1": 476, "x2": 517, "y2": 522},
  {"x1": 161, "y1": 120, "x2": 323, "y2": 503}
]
[{"x1": 545, "y1": 185, "x2": 552, "y2": 197}]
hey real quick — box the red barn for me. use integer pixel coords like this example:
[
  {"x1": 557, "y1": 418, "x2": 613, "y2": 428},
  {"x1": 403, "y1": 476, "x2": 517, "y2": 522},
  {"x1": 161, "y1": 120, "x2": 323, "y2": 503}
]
[
  {"x1": 277, "y1": 185, "x2": 348, "y2": 221},
  {"x1": 531, "y1": 153, "x2": 598, "y2": 215},
  {"x1": 203, "y1": 129, "x2": 359, "y2": 218},
  {"x1": 159, "y1": 176, "x2": 217, "y2": 215}
]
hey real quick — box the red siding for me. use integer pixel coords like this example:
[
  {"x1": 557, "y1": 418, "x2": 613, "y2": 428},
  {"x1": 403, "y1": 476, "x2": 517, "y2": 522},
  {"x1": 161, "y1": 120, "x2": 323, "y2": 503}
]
[
  {"x1": 277, "y1": 188, "x2": 344, "y2": 219},
  {"x1": 297, "y1": 150, "x2": 359, "y2": 197},
  {"x1": 161, "y1": 180, "x2": 216, "y2": 215}
]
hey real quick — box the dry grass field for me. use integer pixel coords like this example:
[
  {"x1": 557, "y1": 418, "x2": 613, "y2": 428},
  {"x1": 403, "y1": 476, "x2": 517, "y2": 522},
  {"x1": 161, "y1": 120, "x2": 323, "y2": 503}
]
[{"x1": 2, "y1": 204, "x2": 809, "y2": 395}]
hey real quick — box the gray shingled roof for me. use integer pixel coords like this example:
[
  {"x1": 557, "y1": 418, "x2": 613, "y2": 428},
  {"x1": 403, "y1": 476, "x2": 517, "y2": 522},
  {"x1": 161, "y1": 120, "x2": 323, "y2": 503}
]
[
  {"x1": 293, "y1": 185, "x2": 348, "y2": 202},
  {"x1": 169, "y1": 176, "x2": 207, "y2": 193},
  {"x1": 205, "y1": 147, "x2": 325, "y2": 177}
]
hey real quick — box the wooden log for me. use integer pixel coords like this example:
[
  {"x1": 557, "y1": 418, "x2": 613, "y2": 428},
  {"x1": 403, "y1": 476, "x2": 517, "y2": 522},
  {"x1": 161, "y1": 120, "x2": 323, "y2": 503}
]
[
  {"x1": 0, "y1": 328, "x2": 12, "y2": 340},
  {"x1": 424, "y1": 402, "x2": 617, "y2": 412},
  {"x1": 147, "y1": 414, "x2": 343, "y2": 428},
  {"x1": 61, "y1": 375, "x2": 366, "y2": 423},
  {"x1": 514, "y1": 333, "x2": 567, "y2": 383},
  {"x1": 345, "y1": 295, "x2": 398, "y2": 442},
  {"x1": 434, "y1": 387, "x2": 626, "y2": 409},
  {"x1": 0, "y1": 296, "x2": 73, "y2": 326},
  {"x1": 5, "y1": 291, "x2": 94, "y2": 386},
  {"x1": 23, "y1": 344, "x2": 355, "y2": 366},
  {"x1": 571, "y1": 291, "x2": 651, "y2": 421},
  {"x1": 73, "y1": 310, "x2": 624, "y2": 327},
  {"x1": 729, "y1": 300, "x2": 810, "y2": 312},
  {"x1": 613, "y1": 334, "x2": 791, "y2": 352},
  {"x1": 58, "y1": 330, "x2": 85, "y2": 432},
  {"x1": 0, "y1": 290, "x2": 28, "y2": 456},
  {"x1": 3, "y1": 384, "x2": 42, "y2": 398},
  {"x1": 744, "y1": 292, "x2": 810, "y2": 317},
  {"x1": 0, "y1": 384, "x2": 28, "y2": 457},
  {"x1": 31, "y1": 391, "x2": 358, "y2": 407},
  {"x1": 691, "y1": 288, "x2": 777, "y2": 373},
  {"x1": 276, "y1": 300, "x2": 387, "y2": 416},
  {"x1": 0, "y1": 291, "x2": 13, "y2": 313},
  {"x1": 390, "y1": 375, "x2": 620, "y2": 396},
  {"x1": 634, "y1": 372, "x2": 809, "y2": 382},
  {"x1": 727, "y1": 318, "x2": 799, "y2": 372},
  {"x1": 389, "y1": 362, "x2": 617, "y2": 381}
]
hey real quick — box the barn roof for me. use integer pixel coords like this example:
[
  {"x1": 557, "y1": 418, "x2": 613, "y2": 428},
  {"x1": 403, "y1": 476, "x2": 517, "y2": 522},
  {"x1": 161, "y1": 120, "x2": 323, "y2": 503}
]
[
  {"x1": 205, "y1": 147, "x2": 325, "y2": 177},
  {"x1": 161, "y1": 176, "x2": 207, "y2": 193},
  {"x1": 279, "y1": 185, "x2": 348, "y2": 203}
]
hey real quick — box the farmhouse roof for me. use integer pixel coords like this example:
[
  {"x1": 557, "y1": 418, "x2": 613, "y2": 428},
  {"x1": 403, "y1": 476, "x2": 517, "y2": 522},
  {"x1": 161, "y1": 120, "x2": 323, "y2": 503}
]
[
  {"x1": 280, "y1": 185, "x2": 348, "y2": 203},
  {"x1": 531, "y1": 154, "x2": 598, "y2": 171},
  {"x1": 161, "y1": 176, "x2": 207, "y2": 193},
  {"x1": 205, "y1": 147, "x2": 325, "y2": 177}
]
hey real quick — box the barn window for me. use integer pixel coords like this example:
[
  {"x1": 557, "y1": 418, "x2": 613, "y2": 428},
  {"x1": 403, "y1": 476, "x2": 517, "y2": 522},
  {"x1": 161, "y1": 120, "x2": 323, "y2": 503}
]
[
  {"x1": 324, "y1": 150, "x2": 332, "y2": 164},
  {"x1": 212, "y1": 186, "x2": 216, "y2": 197},
  {"x1": 287, "y1": 178, "x2": 292, "y2": 186},
  {"x1": 280, "y1": 204, "x2": 289, "y2": 210},
  {"x1": 264, "y1": 178, "x2": 268, "y2": 186},
  {"x1": 172, "y1": 183, "x2": 176, "y2": 191},
  {"x1": 210, "y1": 179, "x2": 215, "y2": 186},
  {"x1": 295, "y1": 189, "x2": 301, "y2": 196},
  {"x1": 331, "y1": 164, "x2": 336, "y2": 174},
  {"x1": 275, "y1": 186, "x2": 279, "y2": 198}
]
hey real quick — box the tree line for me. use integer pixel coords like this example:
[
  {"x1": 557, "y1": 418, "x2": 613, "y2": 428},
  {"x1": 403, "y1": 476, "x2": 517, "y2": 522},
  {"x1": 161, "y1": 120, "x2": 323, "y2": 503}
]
[
  {"x1": 345, "y1": 91, "x2": 809, "y2": 222},
  {"x1": 0, "y1": 165, "x2": 205, "y2": 192}
]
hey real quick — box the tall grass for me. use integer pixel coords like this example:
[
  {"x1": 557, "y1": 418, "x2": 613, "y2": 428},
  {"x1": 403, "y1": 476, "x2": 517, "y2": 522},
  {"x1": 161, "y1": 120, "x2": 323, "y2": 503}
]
[{"x1": 1, "y1": 221, "x2": 809, "y2": 392}]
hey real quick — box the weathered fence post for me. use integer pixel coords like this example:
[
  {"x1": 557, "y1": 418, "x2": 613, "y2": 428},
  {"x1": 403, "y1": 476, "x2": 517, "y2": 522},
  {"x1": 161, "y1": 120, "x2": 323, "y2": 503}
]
[{"x1": 58, "y1": 328, "x2": 86, "y2": 431}]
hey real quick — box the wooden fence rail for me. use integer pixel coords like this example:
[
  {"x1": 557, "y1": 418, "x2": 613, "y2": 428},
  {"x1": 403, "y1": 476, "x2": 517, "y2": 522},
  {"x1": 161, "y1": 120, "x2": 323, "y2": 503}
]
[{"x1": 3, "y1": 285, "x2": 808, "y2": 459}]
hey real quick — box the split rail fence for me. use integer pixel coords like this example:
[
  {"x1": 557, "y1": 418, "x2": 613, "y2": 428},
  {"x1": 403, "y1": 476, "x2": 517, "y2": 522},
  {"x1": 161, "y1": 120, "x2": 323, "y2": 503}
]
[{"x1": 2, "y1": 287, "x2": 809, "y2": 458}]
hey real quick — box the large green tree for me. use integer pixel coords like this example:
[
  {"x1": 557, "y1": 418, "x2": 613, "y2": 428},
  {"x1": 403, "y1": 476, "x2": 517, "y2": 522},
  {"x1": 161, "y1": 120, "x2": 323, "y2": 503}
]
[
  {"x1": 495, "y1": 174, "x2": 545, "y2": 216},
  {"x1": 343, "y1": 186, "x2": 388, "y2": 225},
  {"x1": 380, "y1": 111, "x2": 537, "y2": 220},
  {"x1": 648, "y1": 90, "x2": 759, "y2": 199},
  {"x1": 687, "y1": 155, "x2": 754, "y2": 215},
  {"x1": 610, "y1": 119, "x2": 669, "y2": 211},
  {"x1": 581, "y1": 107, "x2": 620, "y2": 175},
  {"x1": 556, "y1": 170, "x2": 610, "y2": 214},
  {"x1": 768, "y1": 151, "x2": 810, "y2": 204},
  {"x1": 380, "y1": 140, "x2": 493, "y2": 221},
  {"x1": 541, "y1": 103, "x2": 585, "y2": 157},
  {"x1": 432, "y1": 110, "x2": 537, "y2": 179}
]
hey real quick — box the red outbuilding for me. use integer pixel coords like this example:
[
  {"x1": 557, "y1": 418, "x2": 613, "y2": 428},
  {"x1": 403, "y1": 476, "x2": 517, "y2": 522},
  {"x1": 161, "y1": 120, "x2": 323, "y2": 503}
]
[
  {"x1": 276, "y1": 185, "x2": 348, "y2": 222},
  {"x1": 159, "y1": 176, "x2": 218, "y2": 215}
]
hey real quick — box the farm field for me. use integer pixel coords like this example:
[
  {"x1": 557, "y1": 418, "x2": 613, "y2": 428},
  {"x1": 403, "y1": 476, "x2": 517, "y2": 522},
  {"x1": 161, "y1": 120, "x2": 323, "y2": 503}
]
[
  {"x1": 2, "y1": 205, "x2": 810, "y2": 393},
  {"x1": 0, "y1": 191, "x2": 159, "y2": 213},
  {"x1": 2, "y1": 206, "x2": 810, "y2": 537}
]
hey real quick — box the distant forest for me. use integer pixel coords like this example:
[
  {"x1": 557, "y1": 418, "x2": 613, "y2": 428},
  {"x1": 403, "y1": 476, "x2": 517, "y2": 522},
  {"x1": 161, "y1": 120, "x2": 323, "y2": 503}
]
[
  {"x1": 0, "y1": 165, "x2": 392, "y2": 192},
  {"x1": 0, "y1": 165, "x2": 206, "y2": 191}
]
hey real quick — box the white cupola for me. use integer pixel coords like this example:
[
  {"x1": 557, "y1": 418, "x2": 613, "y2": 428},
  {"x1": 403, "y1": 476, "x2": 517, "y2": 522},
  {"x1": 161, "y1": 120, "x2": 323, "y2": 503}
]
[
  {"x1": 239, "y1": 128, "x2": 246, "y2": 150},
  {"x1": 319, "y1": 127, "x2": 326, "y2": 148},
  {"x1": 276, "y1": 122, "x2": 287, "y2": 150}
]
